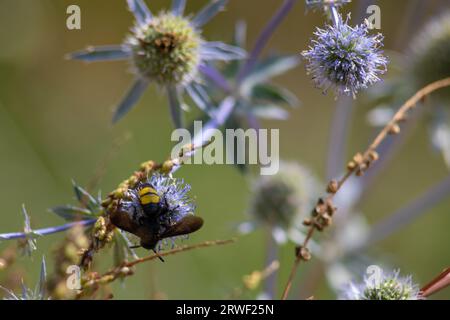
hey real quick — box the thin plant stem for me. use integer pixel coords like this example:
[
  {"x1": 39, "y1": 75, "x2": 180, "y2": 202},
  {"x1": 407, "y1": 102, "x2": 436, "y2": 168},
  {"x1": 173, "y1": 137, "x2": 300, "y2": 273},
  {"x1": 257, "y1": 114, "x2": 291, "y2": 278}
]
[
  {"x1": 0, "y1": 219, "x2": 96, "y2": 240},
  {"x1": 127, "y1": 239, "x2": 236, "y2": 267},
  {"x1": 420, "y1": 268, "x2": 450, "y2": 298},
  {"x1": 356, "y1": 106, "x2": 424, "y2": 205},
  {"x1": 80, "y1": 239, "x2": 236, "y2": 291},
  {"x1": 281, "y1": 227, "x2": 314, "y2": 300},
  {"x1": 281, "y1": 77, "x2": 450, "y2": 300},
  {"x1": 329, "y1": 5, "x2": 340, "y2": 27},
  {"x1": 199, "y1": 64, "x2": 232, "y2": 93}
]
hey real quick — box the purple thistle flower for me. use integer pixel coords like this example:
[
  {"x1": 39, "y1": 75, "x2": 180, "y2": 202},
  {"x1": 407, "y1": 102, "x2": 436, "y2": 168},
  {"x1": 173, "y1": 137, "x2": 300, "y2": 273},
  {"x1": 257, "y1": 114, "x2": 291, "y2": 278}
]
[
  {"x1": 120, "y1": 173, "x2": 196, "y2": 234},
  {"x1": 68, "y1": 0, "x2": 246, "y2": 127},
  {"x1": 302, "y1": 14, "x2": 388, "y2": 98}
]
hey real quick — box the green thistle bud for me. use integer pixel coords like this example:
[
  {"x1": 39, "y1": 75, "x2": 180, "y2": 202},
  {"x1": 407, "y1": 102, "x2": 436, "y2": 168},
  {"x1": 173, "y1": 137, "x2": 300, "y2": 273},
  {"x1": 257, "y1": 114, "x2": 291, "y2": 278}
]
[
  {"x1": 364, "y1": 278, "x2": 415, "y2": 300},
  {"x1": 408, "y1": 12, "x2": 450, "y2": 101},
  {"x1": 128, "y1": 13, "x2": 201, "y2": 85},
  {"x1": 248, "y1": 162, "x2": 319, "y2": 230},
  {"x1": 342, "y1": 269, "x2": 421, "y2": 300}
]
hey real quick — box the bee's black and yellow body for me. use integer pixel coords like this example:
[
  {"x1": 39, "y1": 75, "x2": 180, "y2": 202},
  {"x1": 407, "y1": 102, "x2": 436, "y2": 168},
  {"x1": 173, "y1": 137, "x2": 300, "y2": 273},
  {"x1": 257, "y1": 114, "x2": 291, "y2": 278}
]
[
  {"x1": 138, "y1": 184, "x2": 162, "y2": 216},
  {"x1": 111, "y1": 178, "x2": 203, "y2": 255}
]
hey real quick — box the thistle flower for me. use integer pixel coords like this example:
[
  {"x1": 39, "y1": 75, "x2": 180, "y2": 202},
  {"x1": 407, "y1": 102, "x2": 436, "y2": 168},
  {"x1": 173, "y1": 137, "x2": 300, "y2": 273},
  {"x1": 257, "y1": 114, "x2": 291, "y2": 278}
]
[
  {"x1": 408, "y1": 11, "x2": 450, "y2": 101},
  {"x1": 240, "y1": 161, "x2": 320, "y2": 244},
  {"x1": 302, "y1": 14, "x2": 388, "y2": 98},
  {"x1": 341, "y1": 269, "x2": 421, "y2": 300},
  {"x1": 69, "y1": 0, "x2": 246, "y2": 127},
  {"x1": 109, "y1": 172, "x2": 202, "y2": 252},
  {"x1": 120, "y1": 173, "x2": 196, "y2": 238}
]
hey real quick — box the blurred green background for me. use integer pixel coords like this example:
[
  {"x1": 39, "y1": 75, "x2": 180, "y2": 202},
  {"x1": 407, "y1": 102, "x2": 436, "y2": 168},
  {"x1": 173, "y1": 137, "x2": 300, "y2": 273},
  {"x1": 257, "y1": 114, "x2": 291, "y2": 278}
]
[{"x1": 0, "y1": 0, "x2": 449, "y2": 299}]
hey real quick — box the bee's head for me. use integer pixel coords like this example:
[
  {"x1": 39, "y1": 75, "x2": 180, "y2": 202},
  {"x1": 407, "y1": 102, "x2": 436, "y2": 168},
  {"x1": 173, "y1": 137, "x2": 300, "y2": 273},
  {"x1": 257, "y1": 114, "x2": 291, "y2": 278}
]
[{"x1": 140, "y1": 237, "x2": 158, "y2": 251}]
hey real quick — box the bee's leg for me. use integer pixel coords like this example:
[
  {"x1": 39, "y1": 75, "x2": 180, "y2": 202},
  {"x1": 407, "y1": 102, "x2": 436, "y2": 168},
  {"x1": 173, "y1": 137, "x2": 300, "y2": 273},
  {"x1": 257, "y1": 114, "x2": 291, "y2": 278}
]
[
  {"x1": 163, "y1": 195, "x2": 170, "y2": 208},
  {"x1": 153, "y1": 249, "x2": 165, "y2": 262}
]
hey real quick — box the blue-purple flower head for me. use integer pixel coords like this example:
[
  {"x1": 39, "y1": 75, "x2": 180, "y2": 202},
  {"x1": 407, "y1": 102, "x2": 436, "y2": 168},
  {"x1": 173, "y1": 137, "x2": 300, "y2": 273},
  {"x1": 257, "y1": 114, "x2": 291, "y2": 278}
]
[
  {"x1": 120, "y1": 173, "x2": 196, "y2": 232},
  {"x1": 341, "y1": 269, "x2": 421, "y2": 300},
  {"x1": 302, "y1": 14, "x2": 388, "y2": 98},
  {"x1": 69, "y1": 0, "x2": 246, "y2": 126}
]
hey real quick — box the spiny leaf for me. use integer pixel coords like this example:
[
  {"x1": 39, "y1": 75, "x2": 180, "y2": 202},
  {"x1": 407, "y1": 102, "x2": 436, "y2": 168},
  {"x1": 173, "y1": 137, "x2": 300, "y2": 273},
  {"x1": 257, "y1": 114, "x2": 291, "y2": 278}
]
[{"x1": 50, "y1": 205, "x2": 94, "y2": 221}]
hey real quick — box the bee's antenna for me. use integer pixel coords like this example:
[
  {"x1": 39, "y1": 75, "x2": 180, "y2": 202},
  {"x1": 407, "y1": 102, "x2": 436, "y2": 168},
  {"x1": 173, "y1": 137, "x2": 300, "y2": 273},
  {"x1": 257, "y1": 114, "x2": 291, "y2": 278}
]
[
  {"x1": 129, "y1": 245, "x2": 141, "y2": 249},
  {"x1": 153, "y1": 249, "x2": 165, "y2": 262}
]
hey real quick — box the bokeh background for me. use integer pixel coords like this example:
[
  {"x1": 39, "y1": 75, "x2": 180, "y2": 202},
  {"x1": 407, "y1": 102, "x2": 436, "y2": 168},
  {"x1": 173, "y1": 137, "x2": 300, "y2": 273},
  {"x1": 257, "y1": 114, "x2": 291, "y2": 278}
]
[{"x1": 0, "y1": 0, "x2": 449, "y2": 299}]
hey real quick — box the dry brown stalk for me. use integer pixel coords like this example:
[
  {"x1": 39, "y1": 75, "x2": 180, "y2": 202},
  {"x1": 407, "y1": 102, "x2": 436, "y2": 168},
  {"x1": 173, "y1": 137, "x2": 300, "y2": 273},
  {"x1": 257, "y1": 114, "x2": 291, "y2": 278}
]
[{"x1": 281, "y1": 77, "x2": 450, "y2": 300}]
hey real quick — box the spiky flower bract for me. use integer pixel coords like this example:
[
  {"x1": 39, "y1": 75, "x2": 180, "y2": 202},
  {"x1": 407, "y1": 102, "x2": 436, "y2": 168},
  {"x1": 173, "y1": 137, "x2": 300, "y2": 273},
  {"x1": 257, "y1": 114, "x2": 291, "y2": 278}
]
[
  {"x1": 120, "y1": 173, "x2": 196, "y2": 241},
  {"x1": 69, "y1": 0, "x2": 246, "y2": 126},
  {"x1": 243, "y1": 161, "x2": 319, "y2": 243},
  {"x1": 341, "y1": 269, "x2": 421, "y2": 300},
  {"x1": 408, "y1": 11, "x2": 450, "y2": 101},
  {"x1": 1, "y1": 256, "x2": 48, "y2": 300},
  {"x1": 302, "y1": 14, "x2": 388, "y2": 98},
  {"x1": 128, "y1": 12, "x2": 201, "y2": 85}
]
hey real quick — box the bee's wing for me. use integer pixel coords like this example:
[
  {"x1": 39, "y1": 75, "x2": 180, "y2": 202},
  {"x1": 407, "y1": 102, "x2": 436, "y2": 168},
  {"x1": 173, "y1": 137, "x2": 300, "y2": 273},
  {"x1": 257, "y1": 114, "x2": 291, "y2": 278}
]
[
  {"x1": 160, "y1": 215, "x2": 204, "y2": 238},
  {"x1": 110, "y1": 210, "x2": 139, "y2": 234}
]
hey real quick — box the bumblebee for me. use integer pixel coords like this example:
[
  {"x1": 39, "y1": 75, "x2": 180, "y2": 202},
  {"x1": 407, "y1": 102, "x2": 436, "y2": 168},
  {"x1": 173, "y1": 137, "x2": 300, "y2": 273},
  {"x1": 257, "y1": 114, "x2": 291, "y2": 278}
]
[
  {"x1": 110, "y1": 178, "x2": 203, "y2": 260},
  {"x1": 137, "y1": 183, "x2": 165, "y2": 221}
]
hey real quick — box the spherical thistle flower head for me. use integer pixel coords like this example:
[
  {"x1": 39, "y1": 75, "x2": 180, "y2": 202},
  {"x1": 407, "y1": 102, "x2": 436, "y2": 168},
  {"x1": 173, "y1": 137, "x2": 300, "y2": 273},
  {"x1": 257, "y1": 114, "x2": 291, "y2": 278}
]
[
  {"x1": 247, "y1": 162, "x2": 319, "y2": 232},
  {"x1": 69, "y1": 0, "x2": 246, "y2": 125},
  {"x1": 120, "y1": 173, "x2": 196, "y2": 235},
  {"x1": 127, "y1": 12, "x2": 201, "y2": 86},
  {"x1": 341, "y1": 269, "x2": 421, "y2": 300},
  {"x1": 408, "y1": 11, "x2": 450, "y2": 101},
  {"x1": 302, "y1": 14, "x2": 388, "y2": 98}
]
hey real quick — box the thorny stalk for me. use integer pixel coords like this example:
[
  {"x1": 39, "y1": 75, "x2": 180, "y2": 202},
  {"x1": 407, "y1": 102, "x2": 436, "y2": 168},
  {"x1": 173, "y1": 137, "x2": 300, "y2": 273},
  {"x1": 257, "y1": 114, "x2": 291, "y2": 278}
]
[
  {"x1": 0, "y1": 141, "x2": 208, "y2": 243},
  {"x1": 281, "y1": 77, "x2": 450, "y2": 300}
]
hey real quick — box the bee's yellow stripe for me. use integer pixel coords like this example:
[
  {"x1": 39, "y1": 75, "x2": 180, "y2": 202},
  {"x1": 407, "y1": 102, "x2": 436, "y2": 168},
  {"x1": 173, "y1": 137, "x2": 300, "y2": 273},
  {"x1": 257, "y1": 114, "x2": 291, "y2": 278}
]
[
  {"x1": 140, "y1": 194, "x2": 160, "y2": 205},
  {"x1": 139, "y1": 187, "x2": 157, "y2": 197}
]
